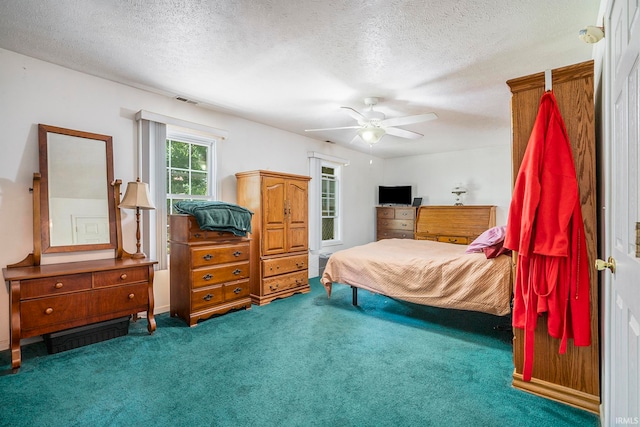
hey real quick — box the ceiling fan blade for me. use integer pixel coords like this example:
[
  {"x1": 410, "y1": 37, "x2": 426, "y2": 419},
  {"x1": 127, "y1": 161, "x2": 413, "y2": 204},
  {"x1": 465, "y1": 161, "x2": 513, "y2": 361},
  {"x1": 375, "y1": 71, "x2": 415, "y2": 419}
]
[
  {"x1": 381, "y1": 112, "x2": 437, "y2": 127},
  {"x1": 340, "y1": 106, "x2": 366, "y2": 122},
  {"x1": 385, "y1": 127, "x2": 423, "y2": 139},
  {"x1": 305, "y1": 126, "x2": 361, "y2": 132}
]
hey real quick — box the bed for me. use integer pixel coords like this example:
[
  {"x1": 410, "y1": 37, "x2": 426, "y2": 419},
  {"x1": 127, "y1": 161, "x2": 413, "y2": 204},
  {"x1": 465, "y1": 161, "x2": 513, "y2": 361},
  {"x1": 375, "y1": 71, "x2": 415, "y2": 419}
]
[{"x1": 320, "y1": 205, "x2": 512, "y2": 316}]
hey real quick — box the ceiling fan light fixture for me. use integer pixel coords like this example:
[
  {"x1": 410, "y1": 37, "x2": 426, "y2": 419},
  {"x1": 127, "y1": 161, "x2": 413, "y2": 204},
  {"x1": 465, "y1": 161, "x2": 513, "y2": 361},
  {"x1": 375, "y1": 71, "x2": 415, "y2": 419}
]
[{"x1": 358, "y1": 126, "x2": 385, "y2": 144}]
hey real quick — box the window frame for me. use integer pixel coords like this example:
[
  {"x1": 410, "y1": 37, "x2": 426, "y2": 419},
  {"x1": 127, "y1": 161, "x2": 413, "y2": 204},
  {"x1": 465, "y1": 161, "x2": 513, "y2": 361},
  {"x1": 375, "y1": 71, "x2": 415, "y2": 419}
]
[{"x1": 320, "y1": 160, "x2": 342, "y2": 247}]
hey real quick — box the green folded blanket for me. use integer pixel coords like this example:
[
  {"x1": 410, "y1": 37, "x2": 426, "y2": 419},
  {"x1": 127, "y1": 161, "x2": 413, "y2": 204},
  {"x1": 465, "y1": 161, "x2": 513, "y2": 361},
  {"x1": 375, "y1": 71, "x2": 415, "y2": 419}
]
[{"x1": 174, "y1": 201, "x2": 253, "y2": 236}]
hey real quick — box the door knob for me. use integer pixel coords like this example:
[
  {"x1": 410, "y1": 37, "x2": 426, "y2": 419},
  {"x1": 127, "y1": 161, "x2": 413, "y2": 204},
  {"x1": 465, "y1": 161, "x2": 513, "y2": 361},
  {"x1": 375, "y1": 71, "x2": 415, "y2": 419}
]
[{"x1": 595, "y1": 256, "x2": 616, "y2": 273}]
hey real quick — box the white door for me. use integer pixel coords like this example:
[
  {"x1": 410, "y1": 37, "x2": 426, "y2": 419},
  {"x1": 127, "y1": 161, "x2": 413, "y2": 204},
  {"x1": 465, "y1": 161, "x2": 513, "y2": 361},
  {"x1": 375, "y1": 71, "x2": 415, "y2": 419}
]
[{"x1": 603, "y1": 0, "x2": 640, "y2": 424}]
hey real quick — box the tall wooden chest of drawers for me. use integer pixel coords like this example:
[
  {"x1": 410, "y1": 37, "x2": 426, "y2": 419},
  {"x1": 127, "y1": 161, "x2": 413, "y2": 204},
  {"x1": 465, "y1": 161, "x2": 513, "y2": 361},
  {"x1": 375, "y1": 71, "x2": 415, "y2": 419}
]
[
  {"x1": 376, "y1": 206, "x2": 416, "y2": 240},
  {"x1": 169, "y1": 214, "x2": 251, "y2": 326}
]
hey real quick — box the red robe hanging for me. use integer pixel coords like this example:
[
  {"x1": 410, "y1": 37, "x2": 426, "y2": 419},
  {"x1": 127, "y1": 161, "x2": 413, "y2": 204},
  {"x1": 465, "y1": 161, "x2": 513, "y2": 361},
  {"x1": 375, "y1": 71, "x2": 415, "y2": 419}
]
[{"x1": 504, "y1": 91, "x2": 591, "y2": 382}]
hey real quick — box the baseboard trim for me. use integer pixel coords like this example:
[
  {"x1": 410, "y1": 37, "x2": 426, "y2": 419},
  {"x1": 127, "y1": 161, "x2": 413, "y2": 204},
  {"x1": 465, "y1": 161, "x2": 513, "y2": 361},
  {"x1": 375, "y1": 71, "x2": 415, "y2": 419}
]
[{"x1": 512, "y1": 370, "x2": 600, "y2": 414}]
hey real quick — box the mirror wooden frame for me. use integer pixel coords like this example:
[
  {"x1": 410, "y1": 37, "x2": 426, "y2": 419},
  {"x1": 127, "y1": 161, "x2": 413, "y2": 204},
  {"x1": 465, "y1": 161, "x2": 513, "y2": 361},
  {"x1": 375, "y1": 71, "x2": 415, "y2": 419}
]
[{"x1": 38, "y1": 124, "x2": 118, "y2": 254}]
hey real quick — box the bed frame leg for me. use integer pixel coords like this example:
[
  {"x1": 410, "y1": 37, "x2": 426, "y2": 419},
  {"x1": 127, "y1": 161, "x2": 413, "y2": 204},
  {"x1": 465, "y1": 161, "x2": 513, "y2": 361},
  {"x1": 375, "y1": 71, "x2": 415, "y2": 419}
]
[{"x1": 351, "y1": 286, "x2": 358, "y2": 306}]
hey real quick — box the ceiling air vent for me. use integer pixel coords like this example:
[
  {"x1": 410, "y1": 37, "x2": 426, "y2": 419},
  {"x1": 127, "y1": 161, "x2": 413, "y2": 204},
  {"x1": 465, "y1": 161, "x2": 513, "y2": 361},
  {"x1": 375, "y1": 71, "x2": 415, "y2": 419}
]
[{"x1": 175, "y1": 96, "x2": 198, "y2": 105}]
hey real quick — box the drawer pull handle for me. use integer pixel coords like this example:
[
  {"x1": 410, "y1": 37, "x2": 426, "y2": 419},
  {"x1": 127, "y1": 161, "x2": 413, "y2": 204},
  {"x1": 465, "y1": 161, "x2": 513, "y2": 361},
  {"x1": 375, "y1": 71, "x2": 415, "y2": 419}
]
[
  {"x1": 45, "y1": 307, "x2": 54, "y2": 315},
  {"x1": 203, "y1": 273, "x2": 213, "y2": 280},
  {"x1": 54, "y1": 282, "x2": 63, "y2": 289},
  {"x1": 233, "y1": 251, "x2": 242, "y2": 257},
  {"x1": 128, "y1": 293, "x2": 135, "y2": 299},
  {"x1": 203, "y1": 254, "x2": 213, "y2": 261},
  {"x1": 217, "y1": 232, "x2": 224, "y2": 236},
  {"x1": 232, "y1": 269, "x2": 242, "y2": 275},
  {"x1": 120, "y1": 273, "x2": 127, "y2": 280},
  {"x1": 233, "y1": 287, "x2": 242, "y2": 294},
  {"x1": 270, "y1": 283, "x2": 279, "y2": 291},
  {"x1": 296, "y1": 262, "x2": 305, "y2": 268},
  {"x1": 203, "y1": 293, "x2": 213, "y2": 301},
  {"x1": 194, "y1": 233, "x2": 202, "y2": 238},
  {"x1": 448, "y1": 238, "x2": 457, "y2": 243}
]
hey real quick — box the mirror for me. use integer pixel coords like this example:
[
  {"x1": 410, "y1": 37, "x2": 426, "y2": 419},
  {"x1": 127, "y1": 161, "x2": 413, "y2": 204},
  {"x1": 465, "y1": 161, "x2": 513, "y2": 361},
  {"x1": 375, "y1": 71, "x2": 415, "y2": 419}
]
[{"x1": 39, "y1": 124, "x2": 117, "y2": 253}]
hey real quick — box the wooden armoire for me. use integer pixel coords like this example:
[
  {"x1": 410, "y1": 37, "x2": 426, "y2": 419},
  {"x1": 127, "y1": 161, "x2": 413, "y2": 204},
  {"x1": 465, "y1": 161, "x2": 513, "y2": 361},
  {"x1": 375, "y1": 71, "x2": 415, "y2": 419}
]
[
  {"x1": 235, "y1": 170, "x2": 311, "y2": 305},
  {"x1": 506, "y1": 60, "x2": 599, "y2": 413}
]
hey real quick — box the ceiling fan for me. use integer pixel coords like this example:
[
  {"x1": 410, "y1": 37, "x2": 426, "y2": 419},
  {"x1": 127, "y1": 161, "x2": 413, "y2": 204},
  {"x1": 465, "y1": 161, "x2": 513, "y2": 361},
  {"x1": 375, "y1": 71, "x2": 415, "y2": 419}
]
[{"x1": 305, "y1": 97, "x2": 437, "y2": 144}]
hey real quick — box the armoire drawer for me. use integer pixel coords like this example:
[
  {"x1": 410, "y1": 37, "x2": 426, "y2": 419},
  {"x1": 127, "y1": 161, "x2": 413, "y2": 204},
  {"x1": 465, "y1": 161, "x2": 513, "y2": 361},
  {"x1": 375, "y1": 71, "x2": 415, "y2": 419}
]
[
  {"x1": 262, "y1": 254, "x2": 308, "y2": 278},
  {"x1": 262, "y1": 270, "x2": 308, "y2": 295}
]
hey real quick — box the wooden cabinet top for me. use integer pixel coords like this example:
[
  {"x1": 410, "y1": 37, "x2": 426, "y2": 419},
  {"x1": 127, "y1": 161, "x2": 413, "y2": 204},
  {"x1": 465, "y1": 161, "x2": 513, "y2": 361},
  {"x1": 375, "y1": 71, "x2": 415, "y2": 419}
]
[
  {"x1": 3, "y1": 257, "x2": 157, "y2": 281},
  {"x1": 235, "y1": 170, "x2": 311, "y2": 181}
]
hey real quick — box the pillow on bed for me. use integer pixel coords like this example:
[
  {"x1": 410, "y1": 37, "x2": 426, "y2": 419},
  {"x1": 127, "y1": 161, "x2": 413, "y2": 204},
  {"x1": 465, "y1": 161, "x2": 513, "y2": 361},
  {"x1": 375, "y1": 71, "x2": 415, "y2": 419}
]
[
  {"x1": 465, "y1": 225, "x2": 507, "y2": 254},
  {"x1": 482, "y1": 240, "x2": 511, "y2": 259}
]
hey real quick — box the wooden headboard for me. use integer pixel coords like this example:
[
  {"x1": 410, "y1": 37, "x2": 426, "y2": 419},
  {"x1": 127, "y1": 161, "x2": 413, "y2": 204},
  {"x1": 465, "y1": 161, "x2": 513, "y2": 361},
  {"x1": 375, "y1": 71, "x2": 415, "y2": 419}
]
[{"x1": 414, "y1": 205, "x2": 496, "y2": 244}]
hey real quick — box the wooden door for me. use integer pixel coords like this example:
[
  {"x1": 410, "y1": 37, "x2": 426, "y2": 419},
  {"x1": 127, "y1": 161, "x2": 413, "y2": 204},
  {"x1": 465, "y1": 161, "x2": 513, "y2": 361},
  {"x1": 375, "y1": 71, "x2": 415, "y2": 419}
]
[
  {"x1": 286, "y1": 178, "x2": 308, "y2": 253},
  {"x1": 603, "y1": 0, "x2": 640, "y2": 423},
  {"x1": 262, "y1": 176, "x2": 286, "y2": 255},
  {"x1": 507, "y1": 61, "x2": 600, "y2": 413}
]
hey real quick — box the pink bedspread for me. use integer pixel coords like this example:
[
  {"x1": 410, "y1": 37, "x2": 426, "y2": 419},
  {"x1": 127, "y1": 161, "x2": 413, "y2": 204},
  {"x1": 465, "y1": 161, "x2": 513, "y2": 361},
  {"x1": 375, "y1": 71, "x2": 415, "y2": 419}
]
[{"x1": 320, "y1": 239, "x2": 512, "y2": 316}]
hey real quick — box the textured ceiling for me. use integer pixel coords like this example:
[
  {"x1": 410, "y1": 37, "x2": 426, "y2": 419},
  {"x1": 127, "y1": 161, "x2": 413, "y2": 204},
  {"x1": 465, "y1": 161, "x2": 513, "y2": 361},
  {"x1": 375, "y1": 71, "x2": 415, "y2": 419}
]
[{"x1": 0, "y1": 1, "x2": 601, "y2": 158}]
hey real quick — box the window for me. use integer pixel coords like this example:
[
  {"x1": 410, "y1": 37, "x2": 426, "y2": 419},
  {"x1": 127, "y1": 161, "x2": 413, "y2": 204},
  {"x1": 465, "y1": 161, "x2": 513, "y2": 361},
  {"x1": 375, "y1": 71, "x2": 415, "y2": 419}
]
[
  {"x1": 321, "y1": 162, "x2": 341, "y2": 244},
  {"x1": 165, "y1": 129, "x2": 217, "y2": 249},
  {"x1": 166, "y1": 133, "x2": 216, "y2": 214}
]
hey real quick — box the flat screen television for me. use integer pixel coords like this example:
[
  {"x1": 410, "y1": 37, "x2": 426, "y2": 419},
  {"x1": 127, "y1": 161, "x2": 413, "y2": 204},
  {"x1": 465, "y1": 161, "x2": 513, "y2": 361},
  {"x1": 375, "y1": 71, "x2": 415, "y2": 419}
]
[{"x1": 378, "y1": 185, "x2": 412, "y2": 205}]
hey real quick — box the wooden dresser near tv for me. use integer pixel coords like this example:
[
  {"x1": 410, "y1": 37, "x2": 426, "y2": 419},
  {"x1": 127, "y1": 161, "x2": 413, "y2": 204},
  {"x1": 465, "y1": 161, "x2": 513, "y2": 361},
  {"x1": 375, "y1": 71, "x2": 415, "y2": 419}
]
[{"x1": 376, "y1": 206, "x2": 416, "y2": 240}]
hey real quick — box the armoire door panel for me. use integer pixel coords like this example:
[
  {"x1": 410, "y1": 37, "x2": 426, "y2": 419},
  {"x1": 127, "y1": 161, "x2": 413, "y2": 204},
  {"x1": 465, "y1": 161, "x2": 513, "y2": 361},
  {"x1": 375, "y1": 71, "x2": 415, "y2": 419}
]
[
  {"x1": 287, "y1": 225, "x2": 308, "y2": 252},
  {"x1": 263, "y1": 227, "x2": 286, "y2": 255},
  {"x1": 263, "y1": 178, "x2": 286, "y2": 226}
]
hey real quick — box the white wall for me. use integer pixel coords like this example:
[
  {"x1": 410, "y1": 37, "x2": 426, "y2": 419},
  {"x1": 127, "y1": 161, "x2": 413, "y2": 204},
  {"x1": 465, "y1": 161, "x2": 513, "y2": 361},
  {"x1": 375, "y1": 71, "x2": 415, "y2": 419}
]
[
  {"x1": 0, "y1": 48, "x2": 513, "y2": 352},
  {"x1": 382, "y1": 145, "x2": 513, "y2": 225},
  {"x1": 0, "y1": 48, "x2": 382, "y2": 351}
]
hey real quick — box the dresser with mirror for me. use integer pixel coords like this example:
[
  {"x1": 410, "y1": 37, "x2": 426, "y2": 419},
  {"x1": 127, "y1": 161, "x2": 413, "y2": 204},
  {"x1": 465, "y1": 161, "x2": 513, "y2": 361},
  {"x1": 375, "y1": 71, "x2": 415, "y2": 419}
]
[{"x1": 2, "y1": 124, "x2": 157, "y2": 370}]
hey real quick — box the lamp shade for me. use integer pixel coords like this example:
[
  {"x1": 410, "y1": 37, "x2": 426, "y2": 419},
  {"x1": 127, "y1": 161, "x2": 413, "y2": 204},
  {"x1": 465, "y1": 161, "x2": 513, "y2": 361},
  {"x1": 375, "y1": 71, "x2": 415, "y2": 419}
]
[
  {"x1": 119, "y1": 179, "x2": 155, "y2": 210},
  {"x1": 358, "y1": 126, "x2": 386, "y2": 144}
]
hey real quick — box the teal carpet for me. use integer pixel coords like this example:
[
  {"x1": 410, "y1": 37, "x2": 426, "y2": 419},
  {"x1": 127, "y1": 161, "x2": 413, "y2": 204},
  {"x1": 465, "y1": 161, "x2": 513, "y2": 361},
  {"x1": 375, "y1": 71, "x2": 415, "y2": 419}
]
[{"x1": 0, "y1": 278, "x2": 599, "y2": 426}]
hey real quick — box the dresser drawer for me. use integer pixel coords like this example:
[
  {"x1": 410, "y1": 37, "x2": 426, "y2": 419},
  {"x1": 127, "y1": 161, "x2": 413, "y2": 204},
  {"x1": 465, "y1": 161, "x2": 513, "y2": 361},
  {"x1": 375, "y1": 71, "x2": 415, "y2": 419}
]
[
  {"x1": 93, "y1": 267, "x2": 149, "y2": 288},
  {"x1": 20, "y1": 273, "x2": 92, "y2": 299},
  {"x1": 377, "y1": 218, "x2": 414, "y2": 231},
  {"x1": 192, "y1": 262, "x2": 250, "y2": 288},
  {"x1": 191, "y1": 284, "x2": 225, "y2": 312},
  {"x1": 377, "y1": 230, "x2": 414, "y2": 240},
  {"x1": 262, "y1": 254, "x2": 307, "y2": 278},
  {"x1": 262, "y1": 270, "x2": 308, "y2": 295},
  {"x1": 377, "y1": 207, "x2": 396, "y2": 219},
  {"x1": 393, "y1": 207, "x2": 416, "y2": 220},
  {"x1": 189, "y1": 230, "x2": 243, "y2": 242},
  {"x1": 437, "y1": 236, "x2": 469, "y2": 244},
  {"x1": 223, "y1": 279, "x2": 250, "y2": 301},
  {"x1": 191, "y1": 243, "x2": 250, "y2": 268},
  {"x1": 21, "y1": 292, "x2": 89, "y2": 332},
  {"x1": 92, "y1": 283, "x2": 149, "y2": 316},
  {"x1": 175, "y1": 215, "x2": 247, "y2": 242},
  {"x1": 377, "y1": 207, "x2": 415, "y2": 220}
]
